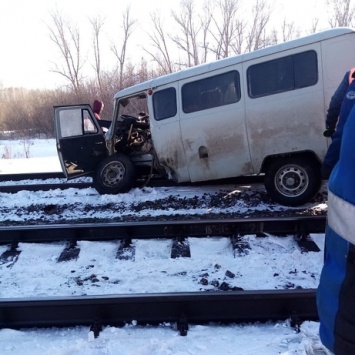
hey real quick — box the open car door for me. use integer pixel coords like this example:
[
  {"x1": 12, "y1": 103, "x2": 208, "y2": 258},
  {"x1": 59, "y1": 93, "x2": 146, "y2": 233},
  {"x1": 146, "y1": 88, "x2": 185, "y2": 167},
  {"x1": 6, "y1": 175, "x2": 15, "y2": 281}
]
[{"x1": 54, "y1": 105, "x2": 108, "y2": 179}]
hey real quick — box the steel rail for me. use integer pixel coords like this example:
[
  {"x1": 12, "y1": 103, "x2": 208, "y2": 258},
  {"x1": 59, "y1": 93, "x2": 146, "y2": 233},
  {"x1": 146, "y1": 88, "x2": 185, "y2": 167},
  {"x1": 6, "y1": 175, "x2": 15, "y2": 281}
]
[
  {"x1": 0, "y1": 215, "x2": 326, "y2": 244},
  {"x1": 0, "y1": 172, "x2": 264, "y2": 183},
  {"x1": 0, "y1": 172, "x2": 65, "y2": 181},
  {"x1": 0, "y1": 174, "x2": 265, "y2": 193},
  {"x1": 0, "y1": 183, "x2": 93, "y2": 192},
  {"x1": 0, "y1": 289, "x2": 318, "y2": 335}
]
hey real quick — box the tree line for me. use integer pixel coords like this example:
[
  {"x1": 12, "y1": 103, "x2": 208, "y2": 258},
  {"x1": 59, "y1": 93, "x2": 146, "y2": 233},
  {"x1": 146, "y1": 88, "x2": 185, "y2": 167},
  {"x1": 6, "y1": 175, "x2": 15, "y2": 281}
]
[{"x1": 0, "y1": 0, "x2": 353, "y2": 139}]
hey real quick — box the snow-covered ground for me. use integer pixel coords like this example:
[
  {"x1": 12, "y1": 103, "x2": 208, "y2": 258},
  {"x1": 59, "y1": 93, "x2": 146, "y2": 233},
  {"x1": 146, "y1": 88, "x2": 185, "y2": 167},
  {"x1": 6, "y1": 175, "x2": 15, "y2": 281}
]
[
  {"x1": 0, "y1": 138, "x2": 61, "y2": 173},
  {"x1": 0, "y1": 139, "x2": 330, "y2": 354}
]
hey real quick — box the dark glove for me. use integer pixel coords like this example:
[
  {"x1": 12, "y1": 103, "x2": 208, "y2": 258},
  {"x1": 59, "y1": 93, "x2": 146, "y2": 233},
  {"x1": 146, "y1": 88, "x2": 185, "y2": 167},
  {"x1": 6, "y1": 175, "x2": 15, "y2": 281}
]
[{"x1": 323, "y1": 128, "x2": 335, "y2": 137}]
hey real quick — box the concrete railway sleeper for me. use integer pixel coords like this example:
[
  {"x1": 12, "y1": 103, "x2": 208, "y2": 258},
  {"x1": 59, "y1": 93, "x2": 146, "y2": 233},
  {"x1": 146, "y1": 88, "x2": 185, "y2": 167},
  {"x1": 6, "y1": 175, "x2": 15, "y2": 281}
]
[
  {"x1": 0, "y1": 217, "x2": 324, "y2": 335},
  {"x1": 0, "y1": 216, "x2": 325, "y2": 265}
]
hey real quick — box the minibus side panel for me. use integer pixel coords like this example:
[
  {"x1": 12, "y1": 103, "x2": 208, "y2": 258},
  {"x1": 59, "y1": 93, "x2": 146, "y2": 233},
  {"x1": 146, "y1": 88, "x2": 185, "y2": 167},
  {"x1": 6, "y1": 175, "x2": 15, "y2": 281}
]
[
  {"x1": 178, "y1": 67, "x2": 251, "y2": 182},
  {"x1": 244, "y1": 43, "x2": 327, "y2": 172},
  {"x1": 149, "y1": 84, "x2": 190, "y2": 182}
]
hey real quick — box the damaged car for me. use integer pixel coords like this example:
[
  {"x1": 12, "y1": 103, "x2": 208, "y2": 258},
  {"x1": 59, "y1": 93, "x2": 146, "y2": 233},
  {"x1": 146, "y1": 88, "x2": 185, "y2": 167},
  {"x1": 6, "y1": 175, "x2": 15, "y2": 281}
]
[{"x1": 55, "y1": 28, "x2": 355, "y2": 205}]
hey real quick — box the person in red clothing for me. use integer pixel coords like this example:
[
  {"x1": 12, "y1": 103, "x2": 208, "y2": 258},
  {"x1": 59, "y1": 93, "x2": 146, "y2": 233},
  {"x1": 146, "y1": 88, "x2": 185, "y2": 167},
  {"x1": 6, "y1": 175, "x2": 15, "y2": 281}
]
[{"x1": 92, "y1": 100, "x2": 104, "y2": 120}]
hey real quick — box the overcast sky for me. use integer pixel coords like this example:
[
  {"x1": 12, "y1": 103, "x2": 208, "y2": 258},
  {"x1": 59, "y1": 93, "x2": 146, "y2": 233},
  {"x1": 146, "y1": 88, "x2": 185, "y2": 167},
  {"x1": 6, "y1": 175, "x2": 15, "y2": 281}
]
[{"x1": 0, "y1": 0, "x2": 329, "y2": 90}]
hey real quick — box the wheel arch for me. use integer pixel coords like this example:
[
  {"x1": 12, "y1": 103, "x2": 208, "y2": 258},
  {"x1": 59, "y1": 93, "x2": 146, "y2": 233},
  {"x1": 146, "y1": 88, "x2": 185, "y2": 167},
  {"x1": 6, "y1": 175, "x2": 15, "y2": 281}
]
[
  {"x1": 262, "y1": 151, "x2": 323, "y2": 206},
  {"x1": 260, "y1": 150, "x2": 322, "y2": 174}
]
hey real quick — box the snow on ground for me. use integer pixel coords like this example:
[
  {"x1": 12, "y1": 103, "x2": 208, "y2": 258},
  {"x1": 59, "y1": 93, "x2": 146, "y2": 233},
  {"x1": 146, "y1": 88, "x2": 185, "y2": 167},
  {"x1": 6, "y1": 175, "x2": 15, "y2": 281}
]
[
  {"x1": 0, "y1": 138, "x2": 61, "y2": 173},
  {"x1": 0, "y1": 233, "x2": 324, "y2": 297},
  {"x1": 0, "y1": 138, "x2": 58, "y2": 159},
  {"x1": 0, "y1": 139, "x2": 329, "y2": 354},
  {"x1": 0, "y1": 321, "x2": 328, "y2": 355}
]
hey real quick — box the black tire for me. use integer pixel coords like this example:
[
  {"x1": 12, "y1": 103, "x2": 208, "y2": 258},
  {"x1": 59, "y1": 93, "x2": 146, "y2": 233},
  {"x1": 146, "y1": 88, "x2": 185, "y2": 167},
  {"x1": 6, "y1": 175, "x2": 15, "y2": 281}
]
[
  {"x1": 264, "y1": 157, "x2": 321, "y2": 206},
  {"x1": 93, "y1": 154, "x2": 135, "y2": 195}
]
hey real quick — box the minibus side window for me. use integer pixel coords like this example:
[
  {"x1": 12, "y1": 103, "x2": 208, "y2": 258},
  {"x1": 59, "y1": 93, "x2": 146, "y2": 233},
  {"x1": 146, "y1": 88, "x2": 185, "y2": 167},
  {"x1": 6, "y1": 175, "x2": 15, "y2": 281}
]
[
  {"x1": 247, "y1": 50, "x2": 318, "y2": 98},
  {"x1": 182, "y1": 71, "x2": 241, "y2": 113},
  {"x1": 153, "y1": 87, "x2": 177, "y2": 121},
  {"x1": 293, "y1": 51, "x2": 318, "y2": 88}
]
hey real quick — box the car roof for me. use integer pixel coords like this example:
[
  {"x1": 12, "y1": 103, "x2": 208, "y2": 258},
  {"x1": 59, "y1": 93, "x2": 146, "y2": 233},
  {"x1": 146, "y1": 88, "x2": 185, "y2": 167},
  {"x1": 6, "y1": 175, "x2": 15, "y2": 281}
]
[{"x1": 114, "y1": 27, "x2": 355, "y2": 99}]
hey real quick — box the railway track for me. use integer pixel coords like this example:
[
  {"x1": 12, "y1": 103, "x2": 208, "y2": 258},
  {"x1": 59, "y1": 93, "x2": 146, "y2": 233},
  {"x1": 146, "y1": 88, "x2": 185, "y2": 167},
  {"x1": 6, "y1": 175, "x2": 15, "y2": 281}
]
[
  {"x1": 0, "y1": 172, "x2": 66, "y2": 181},
  {"x1": 0, "y1": 182, "x2": 93, "y2": 192},
  {"x1": 0, "y1": 173, "x2": 265, "y2": 193},
  {"x1": 0, "y1": 170, "x2": 325, "y2": 335},
  {"x1": 0, "y1": 289, "x2": 317, "y2": 336},
  {"x1": 0, "y1": 215, "x2": 325, "y2": 262},
  {"x1": 0, "y1": 172, "x2": 92, "y2": 192},
  {"x1": 0, "y1": 216, "x2": 324, "y2": 334}
]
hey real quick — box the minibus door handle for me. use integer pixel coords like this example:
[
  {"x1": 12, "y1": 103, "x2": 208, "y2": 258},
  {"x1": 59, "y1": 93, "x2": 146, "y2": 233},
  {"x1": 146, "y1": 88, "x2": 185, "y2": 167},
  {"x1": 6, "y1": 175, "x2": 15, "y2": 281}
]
[{"x1": 199, "y1": 146, "x2": 209, "y2": 159}]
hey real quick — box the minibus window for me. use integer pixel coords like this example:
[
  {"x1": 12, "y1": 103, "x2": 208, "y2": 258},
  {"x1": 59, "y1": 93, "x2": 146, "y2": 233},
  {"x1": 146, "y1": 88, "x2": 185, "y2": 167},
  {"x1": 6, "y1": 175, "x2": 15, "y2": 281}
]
[
  {"x1": 182, "y1": 71, "x2": 240, "y2": 113},
  {"x1": 293, "y1": 51, "x2": 318, "y2": 88},
  {"x1": 153, "y1": 88, "x2": 177, "y2": 121},
  {"x1": 247, "y1": 50, "x2": 318, "y2": 98}
]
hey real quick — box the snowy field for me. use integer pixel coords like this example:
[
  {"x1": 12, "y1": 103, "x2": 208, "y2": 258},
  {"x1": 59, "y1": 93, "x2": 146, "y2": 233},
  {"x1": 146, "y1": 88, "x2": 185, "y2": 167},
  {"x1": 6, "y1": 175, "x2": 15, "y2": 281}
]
[
  {"x1": 0, "y1": 139, "x2": 330, "y2": 354},
  {"x1": 0, "y1": 138, "x2": 61, "y2": 173}
]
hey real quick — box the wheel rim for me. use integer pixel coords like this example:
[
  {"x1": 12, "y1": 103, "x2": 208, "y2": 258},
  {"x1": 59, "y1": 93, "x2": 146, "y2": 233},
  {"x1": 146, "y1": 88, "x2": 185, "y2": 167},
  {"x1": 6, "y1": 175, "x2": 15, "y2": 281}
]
[
  {"x1": 274, "y1": 164, "x2": 309, "y2": 197},
  {"x1": 101, "y1": 161, "x2": 126, "y2": 187}
]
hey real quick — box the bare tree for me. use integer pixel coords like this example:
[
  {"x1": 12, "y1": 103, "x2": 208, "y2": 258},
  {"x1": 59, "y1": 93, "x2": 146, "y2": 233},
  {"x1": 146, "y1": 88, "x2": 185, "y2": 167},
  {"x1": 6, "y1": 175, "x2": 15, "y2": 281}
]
[
  {"x1": 198, "y1": 1, "x2": 213, "y2": 63},
  {"x1": 279, "y1": 19, "x2": 300, "y2": 42},
  {"x1": 90, "y1": 16, "x2": 105, "y2": 96},
  {"x1": 309, "y1": 17, "x2": 320, "y2": 34},
  {"x1": 144, "y1": 12, "x2": 175, "y2": 74},
  {"x1": 209, "y1": 0, "x2": 273, "y2": 56},
  {"x1": 327, "y1": 0, "x2": 355, "y2": 27},
  {"x1": 231, "y1": 15, "x2": 248, "y2": 55},
  {"x1": 245, "y1": 0, "x2": 273, "y2": 52},
  {"x1": 111, "y1": 6, "x2": 136, "y2": 89},
  {"x1": 170, "y1": 0, "x2": 203, "y2": 67},
  {"x1": 210, "y1": 0, "x2": 241, "y2": 59},
  {"x1": 146, "y1": 1, "x2": 212, "y2": 72},
  {"x1": 48, "y1": 10, "x2": 84, "y2": 95}
]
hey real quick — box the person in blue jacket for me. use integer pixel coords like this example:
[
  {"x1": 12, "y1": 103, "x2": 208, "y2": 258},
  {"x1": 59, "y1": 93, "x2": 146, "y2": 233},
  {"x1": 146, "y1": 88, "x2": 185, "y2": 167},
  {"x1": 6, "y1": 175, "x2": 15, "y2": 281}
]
[
  {"x1": 322, "y1": 69, "x2": 355, "y2": 179},
  {"x1": 317, "y1": 101, "x2": 355, "y2": 353},
  {"x1": 323, "y1": 71, "x2": 349, "y2": 137}
]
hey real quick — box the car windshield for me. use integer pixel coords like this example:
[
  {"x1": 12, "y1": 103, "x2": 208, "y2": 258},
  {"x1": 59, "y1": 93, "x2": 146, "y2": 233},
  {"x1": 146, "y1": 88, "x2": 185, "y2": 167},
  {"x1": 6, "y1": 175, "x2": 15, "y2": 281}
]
[{"x1": 118, "y1": 93, "x2": 148, "y2": 119}]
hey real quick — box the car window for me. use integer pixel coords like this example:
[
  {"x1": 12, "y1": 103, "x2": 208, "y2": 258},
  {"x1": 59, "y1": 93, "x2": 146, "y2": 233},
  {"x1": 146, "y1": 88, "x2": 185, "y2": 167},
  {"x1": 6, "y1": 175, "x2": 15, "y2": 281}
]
[
  {"x1": 182, "y1": 71, "x2": 241, "y2": 113},
  {"x1": 58, "y1": 108, "x2": 98, "y2": 138},
  {"x1": 118, "y1": 94, "x2": 148, "y2": 117},
  {"x1": 83, "y1": 109, "x2": 98, "y2": 134},
  {"x1": 59, "y1": 109, "x2": 83, "y2": 138},
  {"x1": 153, "y1": 88, "x2": 177, "y2": 120},
  {"x1": 247, "y1": 50, "x2": 318, "y2": 98}
]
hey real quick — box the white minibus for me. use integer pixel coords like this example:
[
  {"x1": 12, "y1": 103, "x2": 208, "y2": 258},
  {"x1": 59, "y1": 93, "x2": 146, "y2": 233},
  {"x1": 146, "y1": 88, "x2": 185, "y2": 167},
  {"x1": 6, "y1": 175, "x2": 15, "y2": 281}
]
[{"x1": 55, "y1": 27, "x2": 355, "y2": 206}]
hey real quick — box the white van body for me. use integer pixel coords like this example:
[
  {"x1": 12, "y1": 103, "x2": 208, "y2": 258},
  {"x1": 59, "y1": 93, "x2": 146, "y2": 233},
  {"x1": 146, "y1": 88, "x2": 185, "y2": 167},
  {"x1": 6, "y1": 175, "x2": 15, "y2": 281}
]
[{"x1": 55, "y1": 28, "x2": 355, "y2": 206}]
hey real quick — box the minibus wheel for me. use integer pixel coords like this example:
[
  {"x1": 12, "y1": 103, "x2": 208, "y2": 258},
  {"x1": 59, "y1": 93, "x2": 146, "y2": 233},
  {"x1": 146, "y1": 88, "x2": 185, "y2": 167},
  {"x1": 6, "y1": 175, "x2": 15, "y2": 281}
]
[
  {"x1": 264, "y1": 157, "x2": 321, "y2": 206},
  {"x1": 93, "y1": 154, "x2": 135, "y2": 194}
]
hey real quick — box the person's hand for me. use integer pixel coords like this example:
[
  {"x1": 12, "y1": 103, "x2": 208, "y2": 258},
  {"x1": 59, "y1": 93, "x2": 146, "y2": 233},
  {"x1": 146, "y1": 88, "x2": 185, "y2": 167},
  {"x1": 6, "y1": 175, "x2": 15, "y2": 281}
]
[{"x1": 323, "y1": 128, "x2": 335, "y2": 137}]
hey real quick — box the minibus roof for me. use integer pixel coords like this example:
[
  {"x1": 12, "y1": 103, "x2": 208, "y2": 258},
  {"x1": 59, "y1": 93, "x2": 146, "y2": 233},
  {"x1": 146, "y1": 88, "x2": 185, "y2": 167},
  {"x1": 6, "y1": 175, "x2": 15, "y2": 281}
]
[{"x1": 114, "y1": 27, "x2": 355, "y2": 100}]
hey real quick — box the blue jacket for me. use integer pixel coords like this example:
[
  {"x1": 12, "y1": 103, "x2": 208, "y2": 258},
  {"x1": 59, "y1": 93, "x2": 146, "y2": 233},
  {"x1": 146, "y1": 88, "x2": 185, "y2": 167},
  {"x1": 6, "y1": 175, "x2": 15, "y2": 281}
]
[
  {"x1": 325, "y1": 71, "x2": 349, "y2": 130},
  {"x1": 317, "y1": 103, "x2": 355, "y2": 353},
  {"x1": 323, "y1": 71, "x2": 355, "y2": 171}
]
